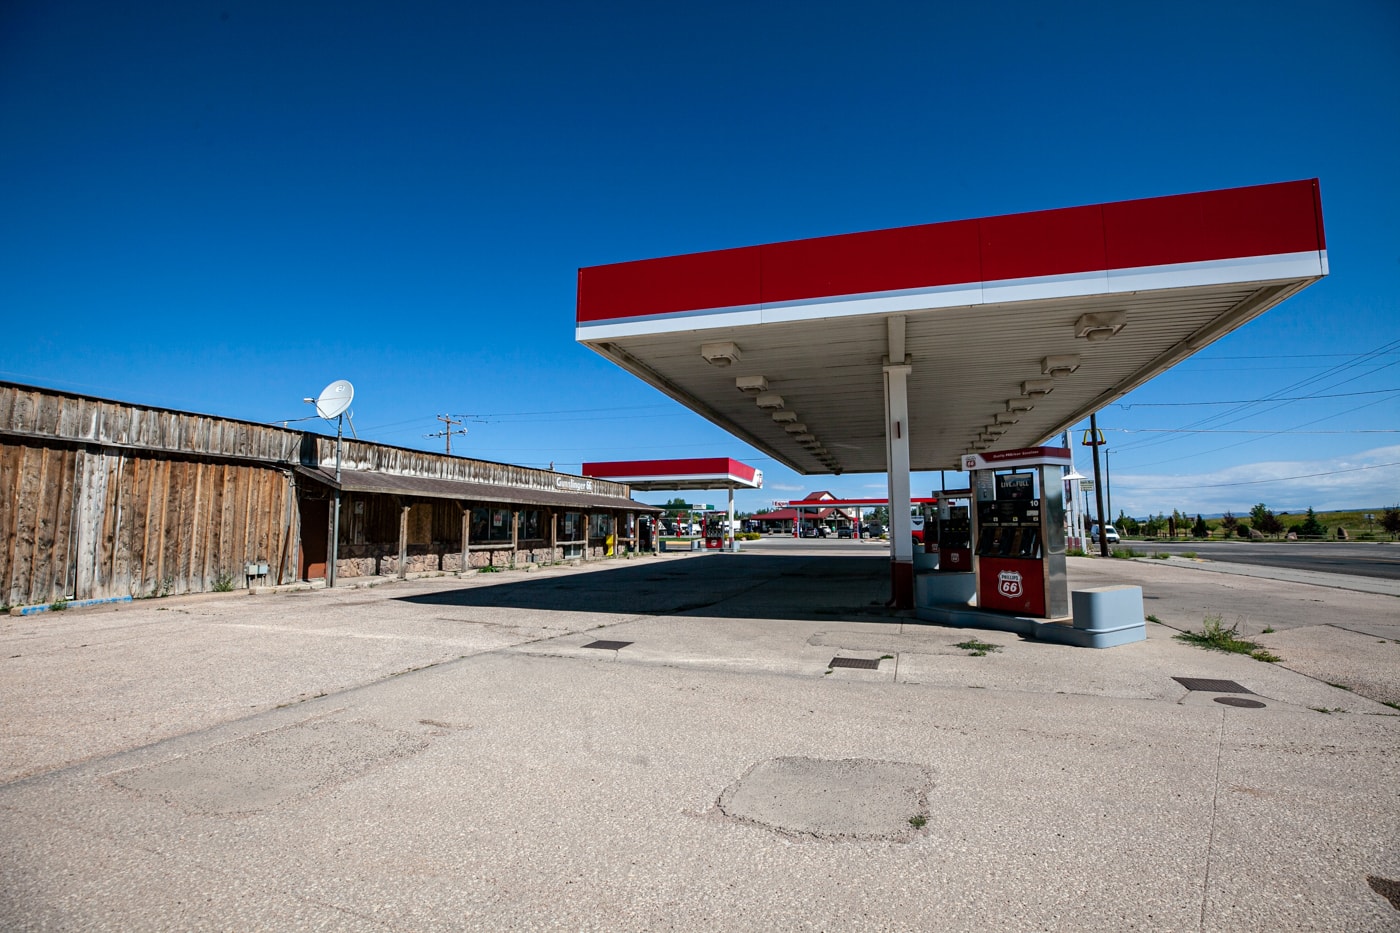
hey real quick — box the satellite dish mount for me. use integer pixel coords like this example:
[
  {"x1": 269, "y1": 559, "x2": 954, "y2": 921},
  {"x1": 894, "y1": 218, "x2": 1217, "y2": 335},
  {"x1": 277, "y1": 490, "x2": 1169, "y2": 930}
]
[{"x1": 309, "y1": 380, "x2": 354, "y2": 588}]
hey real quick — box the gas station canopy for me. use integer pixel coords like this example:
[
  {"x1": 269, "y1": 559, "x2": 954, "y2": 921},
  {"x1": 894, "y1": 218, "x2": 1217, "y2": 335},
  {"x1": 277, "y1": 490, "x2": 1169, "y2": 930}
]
[
  {"x1": 576, "y1": 180, "x2": 1327, "y2": 475},
  {"x1": 582, "y1": 457, "x2": 763, "y2": 492}
]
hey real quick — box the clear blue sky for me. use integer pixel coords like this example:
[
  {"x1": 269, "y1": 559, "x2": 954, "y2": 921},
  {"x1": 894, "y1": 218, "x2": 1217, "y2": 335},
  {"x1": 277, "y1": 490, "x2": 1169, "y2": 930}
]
[{"x1": 2, "y1": 1, "x2": 1397, "y2": 519}]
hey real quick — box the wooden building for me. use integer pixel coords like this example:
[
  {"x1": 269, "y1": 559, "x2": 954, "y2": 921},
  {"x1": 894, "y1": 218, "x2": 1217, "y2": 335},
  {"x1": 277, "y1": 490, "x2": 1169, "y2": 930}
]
[{"x1": 0, "y1": 382, "x2": 657, "y2": 609}]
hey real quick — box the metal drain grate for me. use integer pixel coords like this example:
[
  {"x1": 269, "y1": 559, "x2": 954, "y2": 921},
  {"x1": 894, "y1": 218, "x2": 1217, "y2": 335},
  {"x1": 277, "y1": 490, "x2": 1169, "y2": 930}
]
[
  {"x1": 829, "y1": 657, "x2": 881, "y2": 670},
  {"x1": 582, "y1": 640, "x2": 632, "y2": 651},
  {"x1": 1214, "y1": 697, "x2": 1266, "y2": 709},
  {"x1": 1173, "y1": 677, "x2": 1253, "y2": 694}
]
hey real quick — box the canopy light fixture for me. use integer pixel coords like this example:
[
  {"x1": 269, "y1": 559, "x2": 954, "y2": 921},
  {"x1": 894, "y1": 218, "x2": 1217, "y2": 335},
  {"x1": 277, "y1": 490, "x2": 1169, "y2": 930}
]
[
  {"x1": 771, "y1": 410, "x2": 798, "y2": 423},
  {"x1": 755, "y1": 392, "x2": 785, "y2": 410},
  {"x1": 734, "y1": 374, "x2": 768, "y2": 394},
  {"x1": 1021, "y1": 378, "x2": 1056, "y2": 398},
  {"x1": 700, "y1": 341, "x2": 742, "y2": 366},
  {"x1": 792, "y1": 433, "x2": 816, "y2": 444},
  {"x1": 994, "y1": 412, "x2": 1019, "y2": 424},
  {"x1": 1041, "y1": 353, "x2": 1082, "y2": 377},
  {"x1": 783, "y1": 422, "x2": 808, "y2": 434},
  {"x1": 1006, "y1": 398, "x2": 1035, "y2": 412},
  {"x1": 985, "y1": 424, "x2": 1009, "y2": 435},
  {"x1": 1074, "y1": 312, "x2": 1126, "y2": 342}
]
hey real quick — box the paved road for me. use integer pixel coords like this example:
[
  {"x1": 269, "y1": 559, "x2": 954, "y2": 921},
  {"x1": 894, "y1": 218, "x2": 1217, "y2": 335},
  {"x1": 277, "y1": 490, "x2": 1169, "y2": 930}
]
[{"x1": 1114, "y1": 539, "x2": 1400, "y2": 580}]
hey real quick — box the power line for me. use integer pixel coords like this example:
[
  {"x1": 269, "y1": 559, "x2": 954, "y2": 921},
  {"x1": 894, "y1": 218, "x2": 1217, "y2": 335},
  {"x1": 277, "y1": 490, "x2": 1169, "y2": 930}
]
[
  {"x1": 1115, "y1": 388, "x2": 1400, "y2": 409},
  {"x1": 1129, "y1": 460, "x2": 1400, "y2": 492},
  {"x1": 1116, "y1": 428, "x2": 1400, "y2": 435}
]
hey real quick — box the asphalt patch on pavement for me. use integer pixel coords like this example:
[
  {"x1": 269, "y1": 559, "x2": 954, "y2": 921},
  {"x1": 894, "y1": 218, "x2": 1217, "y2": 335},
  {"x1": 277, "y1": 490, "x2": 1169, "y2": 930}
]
[
  {"x1": 111, "y1": 716, "x2": 429, "y2": 815},
  {"x1": 716, "y1": 756, "x2": 932, "y2": 842},
  {"x1": 1369, "y1": 876, "x2": 1400, "y2": 911}
]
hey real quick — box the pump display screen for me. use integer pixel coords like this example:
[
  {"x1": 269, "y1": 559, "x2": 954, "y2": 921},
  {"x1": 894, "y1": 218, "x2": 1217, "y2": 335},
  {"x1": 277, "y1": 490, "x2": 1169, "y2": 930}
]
[{"x1": 995, "y1": 472, "x2": 1034, "y2": 501}]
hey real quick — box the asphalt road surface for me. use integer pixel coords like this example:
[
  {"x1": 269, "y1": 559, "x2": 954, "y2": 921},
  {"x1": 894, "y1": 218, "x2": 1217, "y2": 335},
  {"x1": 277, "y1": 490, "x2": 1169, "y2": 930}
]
[{"x1": 1112, "y1": 539, "x2": 1400, "y2": 581}]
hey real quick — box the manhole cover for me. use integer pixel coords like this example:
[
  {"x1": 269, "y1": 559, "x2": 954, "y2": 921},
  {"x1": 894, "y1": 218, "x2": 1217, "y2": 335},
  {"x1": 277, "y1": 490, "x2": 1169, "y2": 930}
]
[
  {"x1": 717, "y1": 757, "x2": 931, "y2": 841},
  {"x1": 582, "y1": 640, "x2": 632, "y2": 651},
  {"x1": 1214, "y1": 697, "x2": 1266, "y2": 709},
  {"x1": 1173, "y1": 677, "x2": 1253, "y2": 694},
  {"x1": 830, "y1": 657, "x2": 881, "y2": 670}
]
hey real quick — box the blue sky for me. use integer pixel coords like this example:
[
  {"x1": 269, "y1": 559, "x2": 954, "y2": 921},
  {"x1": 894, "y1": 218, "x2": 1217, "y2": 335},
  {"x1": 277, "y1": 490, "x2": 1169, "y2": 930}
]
[{"x1": 2, "y1": 1, "x2": 1397, "y2": 519}]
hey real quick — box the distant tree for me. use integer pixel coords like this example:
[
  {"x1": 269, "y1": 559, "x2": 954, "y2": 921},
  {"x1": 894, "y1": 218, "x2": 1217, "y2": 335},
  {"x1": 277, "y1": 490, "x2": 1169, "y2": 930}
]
[
  {"x1": 1382, "y1": 506, "x2": 1400, "y2": 540},
  {"x1": 1220, "y1": 511, "x2": 1238, "y2": 536},
  {"x1": 871, "y1": 506, "x2": 890, "y2": 525},
  {"x1": 1295, "y1": 507, "x2": 1325, "y2": 539},
  {"x1": 1116, "y1": 513, "x2": 1140, "y2": 536},
  {"x1": 662, "y1": 497, "x2": 690, "y2": 512},
  {"x1": 1257, "y1": 510, "x2": 1285, "y2": 537},
  {"x1": 1237, "y1": 521, "x2": 1252, "y2": 539},
  {"x1": 1249, "y1": 503, "x2": 1271, "y2": 527},
  {"x1": 1192, "y1": 514, "x2": 1208, "y2": 538}
]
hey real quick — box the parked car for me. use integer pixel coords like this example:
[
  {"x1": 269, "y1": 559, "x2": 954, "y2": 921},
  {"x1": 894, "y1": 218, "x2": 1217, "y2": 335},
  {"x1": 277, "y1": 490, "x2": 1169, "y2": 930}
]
[
  {"x1": 1091, "y1": 524, "x2": 1120, "y2": 544},
  {"x1": 837, "y1": 526, "x2": 854, "y2": 538}
]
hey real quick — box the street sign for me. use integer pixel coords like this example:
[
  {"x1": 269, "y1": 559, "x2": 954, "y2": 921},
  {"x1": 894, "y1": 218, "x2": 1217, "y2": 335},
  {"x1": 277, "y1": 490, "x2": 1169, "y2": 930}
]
[{"x1": 1079, "y1": 480, "x2": 1095, "y2": 492}]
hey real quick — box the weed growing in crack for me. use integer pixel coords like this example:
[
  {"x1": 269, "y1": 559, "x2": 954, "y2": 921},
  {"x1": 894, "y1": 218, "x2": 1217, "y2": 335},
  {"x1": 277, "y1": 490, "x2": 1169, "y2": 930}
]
[{"x1": 1175, "y1": 614, "x2": 1279, "y2": 661}]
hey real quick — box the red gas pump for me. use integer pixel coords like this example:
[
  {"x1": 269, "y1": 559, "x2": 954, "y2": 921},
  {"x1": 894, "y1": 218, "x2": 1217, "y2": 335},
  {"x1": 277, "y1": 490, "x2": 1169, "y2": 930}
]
[{"x1": 703, "y1": 514, "x2": 725, "y2": 549}]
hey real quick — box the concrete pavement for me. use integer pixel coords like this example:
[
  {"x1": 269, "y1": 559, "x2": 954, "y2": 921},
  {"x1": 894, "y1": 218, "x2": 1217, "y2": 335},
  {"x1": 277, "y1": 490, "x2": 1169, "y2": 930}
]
[{"x1": 2, "y1": 537, "x2": 1397, "y2": 931}]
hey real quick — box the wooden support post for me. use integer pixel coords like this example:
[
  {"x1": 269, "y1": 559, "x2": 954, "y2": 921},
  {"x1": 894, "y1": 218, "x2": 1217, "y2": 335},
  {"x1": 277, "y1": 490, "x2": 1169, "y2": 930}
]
[
  {"x1": 512, "y1": 508, "x2": 519, "y2": 562},
  {"x1": 459, "y1": 502, "x2": 470, "y2": 573},
  {"x1": 398, "y1": 502, "x2": 410, "y2": 579}
]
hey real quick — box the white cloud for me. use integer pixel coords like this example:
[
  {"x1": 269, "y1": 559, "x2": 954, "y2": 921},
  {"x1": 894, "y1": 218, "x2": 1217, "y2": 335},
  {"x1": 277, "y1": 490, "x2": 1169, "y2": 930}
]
[{"x1": 1106, "y1": 445, "x2": 1400, "y2": 517}]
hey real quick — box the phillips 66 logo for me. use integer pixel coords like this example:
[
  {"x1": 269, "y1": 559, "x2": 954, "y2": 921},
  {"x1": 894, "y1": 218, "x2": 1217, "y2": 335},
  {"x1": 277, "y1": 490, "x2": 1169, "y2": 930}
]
[{"x1": 997, "y1": 570, "x2": 1023, "y2": 598}]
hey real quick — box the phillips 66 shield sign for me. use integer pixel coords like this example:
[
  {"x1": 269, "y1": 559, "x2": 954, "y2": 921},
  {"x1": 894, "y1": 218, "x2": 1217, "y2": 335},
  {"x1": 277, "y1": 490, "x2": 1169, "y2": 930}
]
[{"x1": 997, "y1": 570, "x2": 1024, "y2": 598}]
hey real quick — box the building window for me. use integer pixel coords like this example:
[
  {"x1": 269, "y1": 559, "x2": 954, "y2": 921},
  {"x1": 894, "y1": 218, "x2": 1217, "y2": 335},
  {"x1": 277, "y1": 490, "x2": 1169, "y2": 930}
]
[
  {"x1": 471, "y1": 506, "x2": 514, "y2": 543},
  {"x1": 521, "y1": 509, "x2": 542, "y2": 540},
  {"x1": 588, "y1": 513, "x2": 613, "y2": 540},
  {"x1": 562, "y1": 511, "x2": 582, "y2": 541}
]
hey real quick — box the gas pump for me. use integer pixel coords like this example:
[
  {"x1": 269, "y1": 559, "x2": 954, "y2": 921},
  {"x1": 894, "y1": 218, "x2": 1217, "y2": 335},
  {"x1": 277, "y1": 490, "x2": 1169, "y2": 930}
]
[
  {"x1": 936, "y1": 495, "x2": 972, "y2": 572},
  {"x1": 964, "y1": 447, "x2": 1070, "y2": 618},
  {"x1": 703, "y1": 512, "x2": 725, "y2": 549}
]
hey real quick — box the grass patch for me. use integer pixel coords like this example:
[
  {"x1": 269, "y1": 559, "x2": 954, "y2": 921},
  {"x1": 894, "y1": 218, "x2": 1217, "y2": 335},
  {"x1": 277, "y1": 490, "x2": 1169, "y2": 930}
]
[
  {"x1": 1309, "y1": 707, "x2": 1345, "y2": 715},
  {"x1": 1181, "y1": 551, "x2": 1198, "y2": 559},
  {"x1": 1261, "y1": 626, "x2": 1276, "y2": 634},
  {"x1": 1382, "y1": 700, "x2": 1400, "y2": 711},
  {"x1": 212, "y1": 572, "x2": 235, "y2": 593},
  {"x1": 1145, "y1": 614, "x2": 1162, "y2": 624},
  {"x1": 954, "y1": 639, "x2": 1001, "y2": 657},
  {"x1": 49, "y1": 597, "x2": 68, "y2": 611},
  {"x1": 1174, "y1": 614, "x2": 1280, "y2": 662},
  {"x1": 880, "y1": 654, "x2": 894, "y2": 660},
  {"x1": 908, "y1": 815, "x2": 928, "y2": 829},
  {"x1": 1152, "y1": 551, "x2": 1171, "y2": 559},
  {"x1": 1111, "y1": 546, "x2": 1143, "y2": 559},
  {"x1": 1066, "y1": 546, "x2": 1088, "y2": 557},
  {"x1": 477, "y1": 565, "x2": 502, "y2": 573}
]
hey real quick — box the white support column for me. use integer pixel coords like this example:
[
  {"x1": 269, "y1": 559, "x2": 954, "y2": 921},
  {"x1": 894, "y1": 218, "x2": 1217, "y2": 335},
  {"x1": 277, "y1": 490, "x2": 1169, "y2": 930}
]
[
  {"x1": 884, "y1": 315, "x2": 914, "y2": 608},
  {"x1": 727, "y1": 486, "x2": 735, "y2": 550}
]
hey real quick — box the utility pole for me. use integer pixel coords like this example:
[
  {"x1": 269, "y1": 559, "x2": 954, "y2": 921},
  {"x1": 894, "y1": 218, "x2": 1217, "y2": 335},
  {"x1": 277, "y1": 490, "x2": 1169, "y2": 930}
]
[{"x1": 425, "y1": 414, "x2": 469, "y2": 455}]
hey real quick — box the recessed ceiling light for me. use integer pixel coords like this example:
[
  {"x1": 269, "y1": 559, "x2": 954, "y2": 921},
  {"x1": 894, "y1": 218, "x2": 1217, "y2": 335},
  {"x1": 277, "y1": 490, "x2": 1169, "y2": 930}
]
[
  {"x1": 1041, "y1": 354, "x2": 1081, "y2": 377},
  {"x1": 700, "y1": 342, "x2": 741, "y2": 366},
  {"x1": 755, "y1": 393, "x2": 785, "y2": 410},
  {"x1": 1021, "y1": 378, "x2": 1055, "y2": 398},
  {"x1": 735, "y1": 375, "x2": 768, "y2": 394},
  {"x1": 1074, "y1": 312, "x2": 1126, "y2": 342}
]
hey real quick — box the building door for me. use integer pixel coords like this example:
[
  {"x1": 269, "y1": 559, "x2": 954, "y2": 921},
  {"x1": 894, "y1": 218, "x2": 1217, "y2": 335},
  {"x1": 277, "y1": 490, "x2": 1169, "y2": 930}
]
[{"x1": 299, "y1": 496, "x2": 329, "y2": 580}]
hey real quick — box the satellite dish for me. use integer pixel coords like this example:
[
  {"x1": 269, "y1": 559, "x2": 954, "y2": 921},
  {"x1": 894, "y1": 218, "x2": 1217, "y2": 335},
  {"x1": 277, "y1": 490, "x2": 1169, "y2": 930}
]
[{"x1": 314, "y1": 380, "x2": 354, "y2": 419}]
